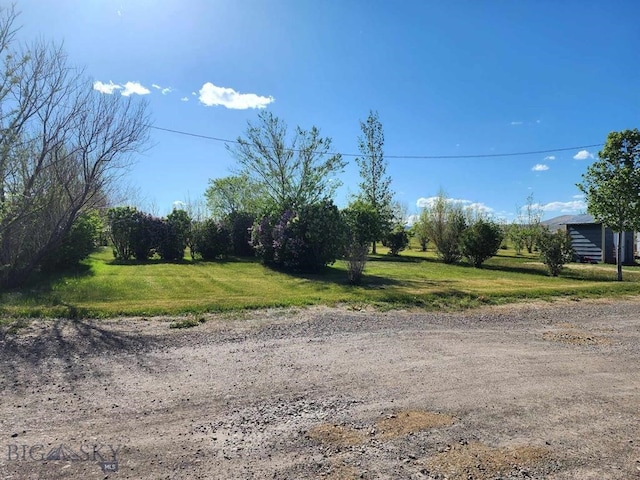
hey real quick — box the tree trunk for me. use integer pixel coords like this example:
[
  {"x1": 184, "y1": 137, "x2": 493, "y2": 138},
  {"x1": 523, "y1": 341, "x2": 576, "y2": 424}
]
[
  {"x1": 372, "y1": 241, "x2": 377, "y2": 254},
  {"x1": 616, "y1": 230, "x2": 623, "y2": 281}
]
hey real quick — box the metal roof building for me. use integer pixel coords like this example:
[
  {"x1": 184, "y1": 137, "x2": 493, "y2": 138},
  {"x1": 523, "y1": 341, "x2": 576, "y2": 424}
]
[{"x1": 542, "y1": 214, "x2": 635, "y2": 264}]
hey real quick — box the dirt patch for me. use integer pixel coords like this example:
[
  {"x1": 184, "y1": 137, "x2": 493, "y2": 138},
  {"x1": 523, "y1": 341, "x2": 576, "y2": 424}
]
[
  {"x1": 543, "y1": 329, "x2": 611, "y2": 345},
  {"x1": 309, "y1": 410, "x2": 455, "y2": 448},
  {"x1": 325, "y1": 461, "x2": 360, "y2": 480},
  {"x1": 423, "y1": 441, "x2": 551, "y2": 480},
  {"x1": 375, "y1": 410, "x2": 455, "y2": 440},
  {"x1": 3, "y1": 300, "x2": 640, "y2": 478},
  {"x1": 308, "y1": 424, "x2": 367, "y2": 447}
]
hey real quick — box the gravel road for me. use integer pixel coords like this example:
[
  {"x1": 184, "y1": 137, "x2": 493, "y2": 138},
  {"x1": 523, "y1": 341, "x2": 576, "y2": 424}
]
[{"x1": 1, "y1": 298, "x2": 640, "y2": 479}]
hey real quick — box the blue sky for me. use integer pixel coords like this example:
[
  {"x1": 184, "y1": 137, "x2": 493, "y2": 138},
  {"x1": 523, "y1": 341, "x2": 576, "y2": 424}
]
[{"x1": 17, "y1": 0, "x2": 640, "y2": 220}]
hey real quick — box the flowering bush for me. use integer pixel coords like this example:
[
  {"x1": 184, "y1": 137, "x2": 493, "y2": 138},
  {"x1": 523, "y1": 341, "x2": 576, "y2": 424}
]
[{"x1": 252, "y1": 200, "x2": 344, "y2": 271}]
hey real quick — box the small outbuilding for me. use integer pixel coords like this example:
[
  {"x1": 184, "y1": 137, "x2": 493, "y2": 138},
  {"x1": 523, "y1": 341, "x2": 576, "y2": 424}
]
[{"x1": 542, "y1": 214, "x2": 635, "y2": 265}]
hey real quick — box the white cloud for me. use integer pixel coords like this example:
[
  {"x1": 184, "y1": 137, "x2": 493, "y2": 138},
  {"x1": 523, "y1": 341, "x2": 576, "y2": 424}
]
[
  {"x1": 532, "y1": 164, "x2": 549, "y2": 172},
  {"x1": 573, "y1": 149, "x2": 594, "y2": 160},
  {"x1": 93, "y1": 80, "x2": 122, "y2": 94},
  {"x1": 94, "y1": 80, "x2": 151, "y2": 96},
  {"x1": 198, "y1": 82, "x2": 274, "y2": 109},
  {"x1": 532, "y1": 200, "x2": 586, "y2": 213},
  {"x1": 180, "y1": 97, "x2": 189, "y2": 102},
  {"x1": 416, "y1": 196, "x2": 493, "y2": 214},
  {"x1": 406, "y1": 214, "x2": 419, "y2": 227},
  {"x1": 467, "y1": 202, "x2": 494, "y2": 214},
  {"x1": 417, "y1": 196, "x2": 461, "y2": 209},
  {"x1": 152, "y1": 84, "x2": 172, "y2": 95},
  {"x1": 172, "y1": 200, "x2": 186, "y2": 210},
  {"x1": 572, "y1": 194, "x2": 585, "y2": 199},
  {"x1": 544, "y1": 155, "x2": 556, "y2": 161},
  {"x1": 510, "y1": 121, "x2": 523, "y2": 125},
  {"x1": 121, "y1": 81, "x2": 151, "y2": 97}
]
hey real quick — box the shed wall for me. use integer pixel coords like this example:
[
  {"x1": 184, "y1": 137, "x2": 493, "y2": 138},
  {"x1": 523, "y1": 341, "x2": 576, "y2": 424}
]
[{"x1": 568, "y1": 224, "x2": 602, "y2": 261}]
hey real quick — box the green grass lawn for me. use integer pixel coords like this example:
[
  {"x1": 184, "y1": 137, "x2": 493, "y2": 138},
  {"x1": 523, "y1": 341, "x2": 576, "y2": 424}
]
[{"x1": 1, "y1": 245, "x2": 639, "y2": 318}]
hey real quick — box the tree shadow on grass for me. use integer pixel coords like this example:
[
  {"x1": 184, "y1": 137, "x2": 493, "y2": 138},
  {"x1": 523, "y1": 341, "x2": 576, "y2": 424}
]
[
  {"x1": 107, "y1": 254, "x2": 257, "y2": 266},
  {"x1": 462, "y1": 262, "x2": 552, "y2": 278},
  {"x1": 0, "y1": 317, "x2": 165, "y2": 393},
  {"x1": 1, "y1": 264, "x2": 95, "y2": 308},
  {"x1": 479, "y1": 261, "x2": 616, "y2": 282},
  {"x1": 374, "y1": 288, "x2": 485, "y2": 309},
  {"x1": 367, "y1": 253, "x2": 438, "y2": 264},
  {"x1": 266, "y1": 263, "x2": 447, "y2": 291}
]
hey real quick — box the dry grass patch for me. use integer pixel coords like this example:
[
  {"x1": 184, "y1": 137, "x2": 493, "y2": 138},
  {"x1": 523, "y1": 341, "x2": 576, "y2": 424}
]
[
  {"x1": 307, "y1": 424, "x2": 367, "y2": 447},
  {"x1": 543, "y1": 329, "x2": 611, "y2": 346},
  {"x1": 375, "y1": 410, "x2": 455, "y2": 440},
  {"x1": 424, "y1": 441, "x2": 550, "y2": 480}
]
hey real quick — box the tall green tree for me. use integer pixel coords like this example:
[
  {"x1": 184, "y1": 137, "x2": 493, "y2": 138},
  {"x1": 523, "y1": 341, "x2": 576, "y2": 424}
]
[
  {"x1": 228, "y1": 112, "x2": 345, "y2": 212},
  {"x1": 423, "y1": 191, "x2": 467, "y2": 264},
  {"x1": 411, "y1": 208, "x2": 431, "y2": 252},
  {"x1": 577, "y1": 129, "x2": 640, "y2": 281},
  {"x1": 204, "y1": 175, "x2": 264, "y2": 219},
  {"x1": 355, "y1": 110, "x2": 393, "y2": 254},
  {"x1": 517, "y1": 194, "x2": 543, "y2": 254}
]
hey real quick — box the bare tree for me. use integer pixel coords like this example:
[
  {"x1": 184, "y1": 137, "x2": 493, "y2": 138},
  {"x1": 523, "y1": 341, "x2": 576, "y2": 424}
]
[{"x1": 0, "y1": 7, "x2": 150, "y2": 287}]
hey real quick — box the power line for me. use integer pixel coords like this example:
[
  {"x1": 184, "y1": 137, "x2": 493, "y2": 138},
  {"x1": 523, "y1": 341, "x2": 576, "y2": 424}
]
[{"x1": 149, "y1": 125, "x2": 603, "y2": 160}]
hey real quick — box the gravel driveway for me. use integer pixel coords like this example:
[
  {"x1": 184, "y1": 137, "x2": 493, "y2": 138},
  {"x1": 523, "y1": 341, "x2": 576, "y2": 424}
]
[{"x1": 1, "y1": 298, "x2": 640, "y2": 479}]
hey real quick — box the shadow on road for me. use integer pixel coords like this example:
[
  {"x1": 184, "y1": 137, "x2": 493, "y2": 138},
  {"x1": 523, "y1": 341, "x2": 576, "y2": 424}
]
[{"x1": 0, "y1": 318, "x2": 165, "y2": 392}]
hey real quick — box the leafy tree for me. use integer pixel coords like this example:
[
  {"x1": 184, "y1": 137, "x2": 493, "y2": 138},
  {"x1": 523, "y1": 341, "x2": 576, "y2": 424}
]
[
  {"x1": 40, "y1": 211, "x2": 103, "y2": 272},
  {"x1": 507, "y1": 223, "x2": 526, "y2": 255},
  {"x1": 537, "y1": 229, "x2": 574, "y2": 277},
  {"x1": 461, "y1": 218, "x2": 504, "y2": 268},
  {"x1": 412, "y1": 208, "x2": 431, "y2": 252},
  {"x1": 299, "y1": 201, "x2": 344, "y2": 270},
  {"x1": 251, "y1": 215, "x2": 277, "y2": 265},
  {"x1": 384, "y1": 227, "x2": 409, "y2": 256},
  {"x1": 355, "y1": 110, "x2": 393, "y2": 254},
  {"x1": 191, "y1": 219, "x2": 231, "y2": 260},
  {"x1": 578, "y1": 129, "x2": 640, "y2": 281},
  {"x1": 251, "y1": 200, "x2": 343, "y2": 272},
  {"x1": 223, "y1": 211, "x2": 256, "y2": 257},
  {"x1": 107, "y1": 207, "x2": 138, "y2": 260},
  {"x1": 424, "y1": 191, "x2": 467, "y2": 264},
  {"x1": 228, "y1": 112, "x2": 345, "y2": 212},
  {"x1": 130, "y1": 212, "x2": 161, "y2": 261},
  {"x1": 160, "y1": 208, "x2": 191, "y2": 260},
  {"x1": 107, "y1": 207, "x2": 164, "y2": 261},
  {"x1": 205, "y1": 175, "x2": 264, "y2": 219},
  {"x1": 0, "y1": 7, "x2": 149, "y2": 287},
  {"x1": 517, "y1": 194, "x2": 544, "y2": 254},
  {"x1": 342, "y1": 200, "x2": 378, "y2": 284}
]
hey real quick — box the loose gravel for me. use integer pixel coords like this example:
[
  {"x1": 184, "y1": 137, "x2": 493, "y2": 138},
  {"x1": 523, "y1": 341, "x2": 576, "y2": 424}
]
[{"x1": 1, "y1": 298, "x2": 640, "y2": 479}]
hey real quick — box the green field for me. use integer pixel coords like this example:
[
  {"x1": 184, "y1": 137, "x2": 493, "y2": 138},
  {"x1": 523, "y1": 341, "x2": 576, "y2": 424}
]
[{"x1": 2, "y1": 244, "x2": 639, "y2": 319}]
